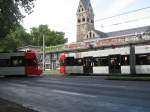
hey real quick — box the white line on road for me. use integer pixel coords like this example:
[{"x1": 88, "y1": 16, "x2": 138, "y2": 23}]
[{"x1": 52, "y1": 89, "x2": 97, "y2": 98}]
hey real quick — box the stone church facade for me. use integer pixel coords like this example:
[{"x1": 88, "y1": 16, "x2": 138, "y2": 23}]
[{"x1": 76, "y1": 0, "x2": 106, "y2": 42}]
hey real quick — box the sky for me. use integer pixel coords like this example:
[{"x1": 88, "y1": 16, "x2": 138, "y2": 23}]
[{"x1": 22, "y1": 0, "x2": 150, "y2": 43}]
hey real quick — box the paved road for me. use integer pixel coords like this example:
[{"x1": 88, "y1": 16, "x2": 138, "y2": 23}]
[{"x1": 0, "y1": 75, "x2": 150, "y2": 112}]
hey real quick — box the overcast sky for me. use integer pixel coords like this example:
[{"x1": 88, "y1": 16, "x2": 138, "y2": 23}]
[{"x1": 22, "y1": 0, "x2": 150, "y2": 43}]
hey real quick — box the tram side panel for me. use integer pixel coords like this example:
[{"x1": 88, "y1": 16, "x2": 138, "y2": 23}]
[
  {"x1": 61, "y1": 45, "x2": 150, "y2": 75},
  {"x1": 65, "y1": 57, "x2": 83, "y2": 74},
  {"x1": 81, "y1": 47, "x2": 130, "y2": 75},
  {"x1": 81, "y1": 50, "x2": 109, "y2": 74},
  {"x1": 64, "y1": 53, "x2": 83, "y2": 74},
  {"x1": 0, "y1": 52, "x2": 25, "y2": 76},
  {"x1": 135, "y1": 45, "x2": 150, "y2": 74},
  {"x1": 0, "y1": 52, "x2": 42, "y2": 76},
  {"x1": 93, "y1": 57, "x2": 109, "y2": 74}
]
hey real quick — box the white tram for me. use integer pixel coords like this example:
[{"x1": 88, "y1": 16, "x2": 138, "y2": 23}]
[{"x1": 59, "y1": 45, "x2": 150, "y2": 75}]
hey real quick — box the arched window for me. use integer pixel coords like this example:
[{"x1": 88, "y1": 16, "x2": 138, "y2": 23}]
[
  {"x1": 78, "y1": 19, "x2": 81, "y2": 23},
  {"x1": 93, "y1": 33, "x2": 95, "y2": 38},
  {"x1": 82, "y1": 8, "x2": 84, "y2": 11},
  {"x1": 87, "y1": 35, "x2": 88, "y2": 39},
  {"x1": 91, "y1": 19, "x2": 94, "y2": 23},
  {"x1": 89, "y1": 32, "x2": 92, "y2": 38},
  {"x1": 82, "y1": 18, "x2": 85, "y2": 22},
  {"x1": 87, "y1": 18, "x2": 89, "y2": 22}
]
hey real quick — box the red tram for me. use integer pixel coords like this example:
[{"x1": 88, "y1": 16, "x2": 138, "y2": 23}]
[{"x1": 0, "y1": 51, "x2": 43, "y2": 76}]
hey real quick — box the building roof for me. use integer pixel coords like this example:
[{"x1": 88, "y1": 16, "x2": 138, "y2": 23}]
[
  {"x1": 81, "y1": 0, "x2": 90, "y2": 9},
  {"x1": 17, "y1": 45, "x2": 41, "y2": 52},
  {"x1": 17, "y1": 45, "x2": 41, "y2": 49},
  {"x1": 106, "y1": 25, "x2": 150, "y2": 37},
  {"x1": 93, "y1": 29, "x2": 107, "y2": 38}
]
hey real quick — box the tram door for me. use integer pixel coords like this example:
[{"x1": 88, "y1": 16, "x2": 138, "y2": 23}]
[
  {"x1": 109, "y1": 55, "x2": 121, "y2": 74},
  {"x1": 83, "y1": 57, "x2": 93, "y2": 74}
]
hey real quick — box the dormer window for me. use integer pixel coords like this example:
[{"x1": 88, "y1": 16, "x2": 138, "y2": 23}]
[{"x1": 82, "y1": 8, "x2": 84, "y2": 11}]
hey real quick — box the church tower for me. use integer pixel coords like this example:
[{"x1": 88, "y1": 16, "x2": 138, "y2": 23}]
[{"x1": 76, "y1": 0, "x2": 95, "y2": 42}]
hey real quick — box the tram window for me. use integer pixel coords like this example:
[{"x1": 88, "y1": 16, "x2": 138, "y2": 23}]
[
  {"x1": 11, "y1": 56, "x2": 24, "y2": 67},
  {"x1": 93, "y1": 57, "x2": 108, "y2": 66},
  {"x1": 75, "y1": 58, "x2": 83, "y2": 66},
  {"x1": 0, "y1": 59, "x2": 10, "y2": 67},
  {"x1": 100, "y1": 57, "x2": 108, "y2": 66},
  {"x1": 65, "y1": 57, "x2": 75, "y2": 66},
  {"x1": 93, "y1": 57, "x2": 99, "y2": 66},
  {"x1": 83, "y1": 57, "x2": 93, "y2": 66},
  {"x1": 136, "y1": 54, "x2": 150, "y2": 65},
  {"x1": 26, "y1": 58, "x2": 37, "y2": 66},
  {"x1": 121, "y1": 55, "x2": 129, "y2": 65}
]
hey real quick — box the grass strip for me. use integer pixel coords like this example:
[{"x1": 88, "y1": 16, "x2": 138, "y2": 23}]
[{"x1": 106, "y1": 76, "x2": 150, "y2": 81}]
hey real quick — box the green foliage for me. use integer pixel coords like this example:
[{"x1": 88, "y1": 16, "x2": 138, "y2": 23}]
[
  {"x1": 30, "y1": 25, "x2": 67, "y2": 46},
  {"x1": 0, "y1": 0, "x2": 35, "y2": 38},
  {"x1": 0, "y1": 25, "x2": 31, "y2": 52},
  {"x1": 0, "y1": 24, "x2": 66, "y2": 52}
]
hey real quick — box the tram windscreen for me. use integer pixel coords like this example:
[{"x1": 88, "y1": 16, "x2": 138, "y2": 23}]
[{"x1": 65, "y1": 57, "x2": 75, "y2": 66}]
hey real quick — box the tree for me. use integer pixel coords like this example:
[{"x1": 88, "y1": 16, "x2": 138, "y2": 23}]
[
  {"x1": 0, "y1": 0, "x2": 35, "y2": 38},
  {"x1": 0, "y1": 24, "x2": 67, "y2": 52},
  {"x1": 30, "y1": 25, "x2": 67, "y2": 46},
  {"x1": 0, "y1": 25, "x2": 31, "y2": 52}
]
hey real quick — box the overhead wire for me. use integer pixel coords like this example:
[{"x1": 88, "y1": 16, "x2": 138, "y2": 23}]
[
  {"x1": 95, "y1": 6, "x2": 150, "y2": 22},
  {"x1": 101, "y1": 15, "x2": 150, "y2": 28}
]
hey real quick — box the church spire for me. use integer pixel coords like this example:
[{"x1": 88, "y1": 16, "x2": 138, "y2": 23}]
[
  {"x1": 76, "y1": 0, "x2": 95, "y2": 42},
  {"x1": 76, "y1": 0, "x2": 94, "y2": 15},
  {"x1": 81, "y1": 0, "x2": 90, "y2": 10}
]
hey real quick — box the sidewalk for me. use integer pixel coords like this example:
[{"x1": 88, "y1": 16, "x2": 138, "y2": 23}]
[{"x1": 0, "y1": 98, "x2": 37, "y2": 112}]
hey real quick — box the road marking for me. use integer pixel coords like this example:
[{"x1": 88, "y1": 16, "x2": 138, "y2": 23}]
[
  {"x1": 52, "y1": 89, "x2": 97, "y2": 98},
  {"x1": 90, "y1": 84, "x2": 127, "y2": 88},
  {"x1": 7, "y1": 82, "x2": 28, "y2": 88}
]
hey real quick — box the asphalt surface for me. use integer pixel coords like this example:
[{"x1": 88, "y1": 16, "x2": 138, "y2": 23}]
[
  {"x1": 0, "y1": 75, "x2": 150, "y2": 112},
  {"x1": 0, "y1": 97, "x2": 37, "y2": 112}
]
